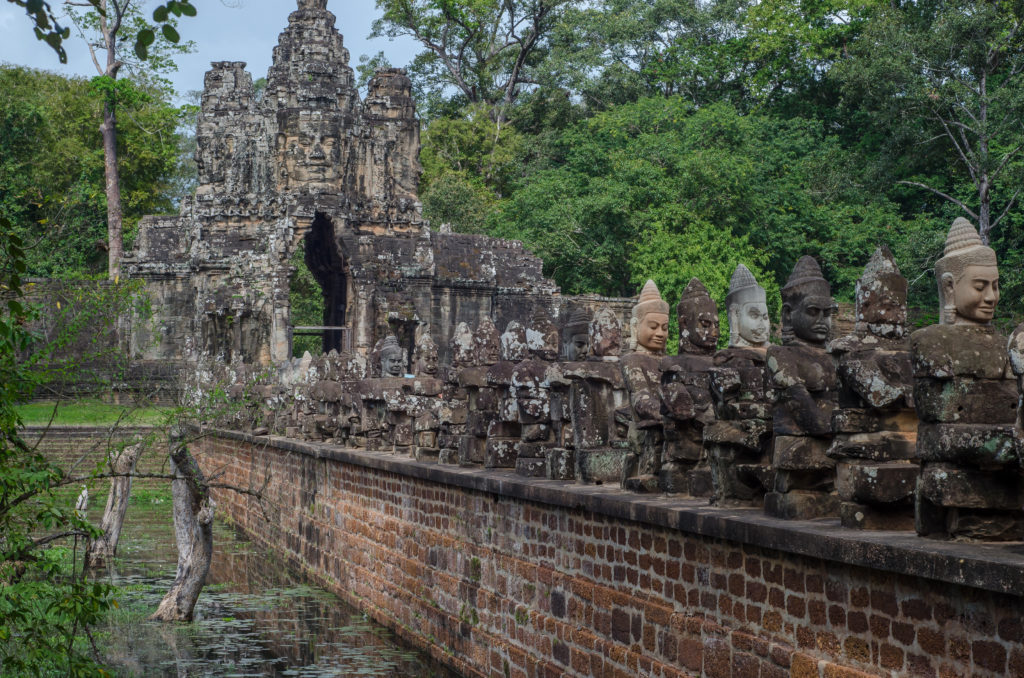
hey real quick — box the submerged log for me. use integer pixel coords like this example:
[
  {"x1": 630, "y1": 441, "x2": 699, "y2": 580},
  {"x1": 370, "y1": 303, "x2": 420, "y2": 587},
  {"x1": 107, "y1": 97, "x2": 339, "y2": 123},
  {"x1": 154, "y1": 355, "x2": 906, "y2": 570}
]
[
  {"x1": 150, "y1": 434, "x2": 214, "y2": 622},
  {"x1": 85, "y1": 442, "x2": 143, "y2": 568}
]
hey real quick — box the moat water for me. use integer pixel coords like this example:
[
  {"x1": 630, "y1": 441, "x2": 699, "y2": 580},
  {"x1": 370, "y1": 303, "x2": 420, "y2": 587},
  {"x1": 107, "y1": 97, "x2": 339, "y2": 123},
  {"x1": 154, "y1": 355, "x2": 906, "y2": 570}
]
[{"x1": 91, "y1": 487, "x2": 460, "y2": 677}]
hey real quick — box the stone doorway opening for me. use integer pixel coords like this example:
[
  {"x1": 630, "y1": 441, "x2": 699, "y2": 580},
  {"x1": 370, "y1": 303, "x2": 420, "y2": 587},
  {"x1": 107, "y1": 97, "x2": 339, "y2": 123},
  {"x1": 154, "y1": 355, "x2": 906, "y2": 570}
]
[{"x1": 290, "y1": 212, "x2": 350, "y2": 355}]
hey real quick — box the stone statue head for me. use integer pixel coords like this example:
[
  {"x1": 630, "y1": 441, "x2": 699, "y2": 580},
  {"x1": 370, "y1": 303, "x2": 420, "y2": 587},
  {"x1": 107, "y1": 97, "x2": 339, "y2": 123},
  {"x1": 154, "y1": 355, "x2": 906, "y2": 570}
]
[
  {"x1": 563, "y1": 308, "x2": 591, "y2": 361},
  {"x1": 589, "y1": 308, "x2": 622, "y2": 358},
  {"x1": 781, "y1": 256, "x2": 834, "y2": 346},
  {"x1": 527, "y1": 308, "x2": 559, "y2": 361},
  {"x1": 473, "y1": 317, "x2": 501, "y2": 365},
  {"x1": 630, "y1": 280, "x2": 670, "y2": 355},
  {"x1": 934, "y1": 218, "x2": 999, "y2": 325},
  {"x1": 512, "y1": 361, "x2": 549, "y2": 421},
  {"x1": 500, "y1": 320, "x2": 529, "y2": 362},
  {"x1": 856, "y1": 245, "x2": 907, "y2": 338},
  {"x1": 677, "y1": 277, "x2": 720, "y2": 354},
  {"x1": 450, "y1": 322, "x2": 475, "y2": 367},
  {"x1": 379, "y1": 335, "x2": 404, "y2": 377},
  {"x1": 413, "y1": 326, "x2": 439, "y2": 377},
  {"x1": 725, "y1": 264, "x2": 770, "y2": 348}
]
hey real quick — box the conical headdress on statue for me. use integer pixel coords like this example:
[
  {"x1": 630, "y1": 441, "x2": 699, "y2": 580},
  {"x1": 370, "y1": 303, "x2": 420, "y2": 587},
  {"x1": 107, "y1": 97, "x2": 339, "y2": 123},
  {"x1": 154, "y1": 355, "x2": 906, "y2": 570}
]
[
  {"x1": 725, "y1": 264, "x2": 766, "y2": 309},
  {"x1": 632, "y1": 279, "x2": 669, "y2": 320},
  {"x1": 782, "y1": 255, "x2": 830, "y2": 302}
]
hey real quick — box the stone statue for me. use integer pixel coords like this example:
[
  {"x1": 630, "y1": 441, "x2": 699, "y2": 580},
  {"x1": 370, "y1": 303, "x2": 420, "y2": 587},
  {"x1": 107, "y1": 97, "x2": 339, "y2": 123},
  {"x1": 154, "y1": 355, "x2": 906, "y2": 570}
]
[
  {"x1": 526, "y1": 307, "x2": 560, "y2": 361},
  {"x1": 725, "y1": 264, "x2": 770, "y2": 348},
  {"x1": 660, "y1": 278, "x2": 718, "y2": 495},
  {"x1": 589, "y1": 307, "x2": 622, "y2": 359},
  {"x1": 621, "y1": 280, "x2": 675, "y2": 492},
  {"x1": 706, "y1": 264, "x2": 775, "y2": 505},
  {"x1": 379, "y1": 335, "x2": 405, "y2": 377},
  {"x1": 1011, "y1": 325, "x2": 1024, "y2": 446},
  {"x1": 676, "y1": 277, "x2": 720, "y2": 355},
  {"x1": 765, "y1": 256, "x2": 840, "y2": 519},
  {"x1": 413, "y1": 326, "x2": 439, "y2": 377},
  {"x1": 500, "y1": 320, "x2": 529, "y2": 362},
  {"x1": 563, "y1": 308, "x2": 591, "y2": 361},
  {"x1": 912, "y1": 219, "x2": 1021, "y2": 540},
  {"x1": 827, "y1": 247, "x2": 917, "y2": 529},
  {"x1": 450, "y1": 322, "x2": 476, "y2": 368},
  {"x1": 566, "y1": 308, "x2": 629, "y2": 483},
  {"x1": 473, "y1": 317, "x2": 501, "y2": 366}
]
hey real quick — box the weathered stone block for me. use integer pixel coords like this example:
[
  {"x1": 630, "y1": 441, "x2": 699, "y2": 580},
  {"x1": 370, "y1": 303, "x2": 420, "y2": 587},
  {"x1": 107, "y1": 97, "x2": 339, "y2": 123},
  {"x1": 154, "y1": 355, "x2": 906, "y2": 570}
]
[
  {"x1": 773, "y1": 435, "x2": 835, "y2": 471},
  {"x1": 911, "y1": 324, "x2": 1010, "y2": 379},
  {"x1": 913, "y1": 378, "x2": 1017, "y2": 424},
  {"x1": 836, "y1": 461, "x2": 917, "y2": 505},
  {"x1": 832, "y1": 408, "x2": 917, "y2": 435},
  {"x1": 458, "y1": 435, "x2": 485, "y2": 465},
  {"x1": 704, "y1": 419, "x2": 767, "y2": 451},
  {"x1": 515, "y1": 457, "x2": 546, "y2": 477},
  {"x1": 917, "y1": 463, "x2": 1024, "y2": 510},
  {"x1": 827, "y1": 431, "x2": 917, "y2": 461},
  {"x1": 917, "y1": 423, "x2": 1018, "y2": 467},
  {"x1": 763, "y1": 490, "x2": 839, "y2": 520},
  {"x1": 575, "y1": 447, "x2": 627, "y2": 484},
  {"x1": 484, "y1": 438, "x2": 517, "y2": 468},
  {"x1": 840, "y1": 502, "x2": 915, "y2": 531},
  {"x1": 546, "y1": 447, "x2": 574, "y2": 480}
]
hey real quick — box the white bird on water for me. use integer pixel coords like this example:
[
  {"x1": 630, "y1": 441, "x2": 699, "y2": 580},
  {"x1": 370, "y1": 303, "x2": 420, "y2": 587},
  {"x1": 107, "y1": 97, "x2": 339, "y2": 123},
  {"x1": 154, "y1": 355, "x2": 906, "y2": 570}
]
[{"x1": 75, "y1": 485, "x2": 88, "y2": 517}]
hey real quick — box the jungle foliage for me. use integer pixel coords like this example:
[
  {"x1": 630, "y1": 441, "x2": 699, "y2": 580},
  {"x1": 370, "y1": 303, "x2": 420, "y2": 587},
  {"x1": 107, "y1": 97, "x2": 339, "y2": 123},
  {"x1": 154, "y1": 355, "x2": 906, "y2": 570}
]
[
  {"x1": 397, "y1": 0, "x2": 1024, "y2": 323},
  {"x1": 0, "y1": 65, "x2": 193, "y2": 277}
]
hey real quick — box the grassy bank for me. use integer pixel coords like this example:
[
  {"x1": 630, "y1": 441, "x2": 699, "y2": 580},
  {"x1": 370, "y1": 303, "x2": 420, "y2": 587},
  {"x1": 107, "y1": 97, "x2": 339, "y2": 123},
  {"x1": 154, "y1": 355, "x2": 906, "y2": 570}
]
[{"x1": 17, "y1": 399, "x2": 170, "y2": 426}]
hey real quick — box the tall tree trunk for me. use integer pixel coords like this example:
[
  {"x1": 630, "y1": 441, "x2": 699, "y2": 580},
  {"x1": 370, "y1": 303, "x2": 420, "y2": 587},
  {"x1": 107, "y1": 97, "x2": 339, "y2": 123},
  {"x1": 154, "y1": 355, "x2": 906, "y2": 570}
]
[
  {"x1": 150, "y1": 440, "x2": 215, "y2": 622},
  {"x1": 101, "y1": 101, "x2": 124, "y2": 279},
  {"x1": 85, "y1": 442, "x2": 142, "y2": 568}
]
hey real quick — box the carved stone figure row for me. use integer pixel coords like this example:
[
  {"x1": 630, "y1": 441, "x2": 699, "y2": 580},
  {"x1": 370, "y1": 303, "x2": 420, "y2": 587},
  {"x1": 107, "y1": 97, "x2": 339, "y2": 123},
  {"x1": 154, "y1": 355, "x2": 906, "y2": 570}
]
[{"x1": 229, "y1": 216, "x2": 1024, "y2": 542}]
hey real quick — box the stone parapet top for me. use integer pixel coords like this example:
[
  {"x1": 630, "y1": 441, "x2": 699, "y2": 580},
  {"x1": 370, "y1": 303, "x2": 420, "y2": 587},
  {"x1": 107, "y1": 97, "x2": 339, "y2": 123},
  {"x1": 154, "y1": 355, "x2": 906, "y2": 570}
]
[{"x1": 204, "y1": 427, "x2": 1024, "y2": 597}]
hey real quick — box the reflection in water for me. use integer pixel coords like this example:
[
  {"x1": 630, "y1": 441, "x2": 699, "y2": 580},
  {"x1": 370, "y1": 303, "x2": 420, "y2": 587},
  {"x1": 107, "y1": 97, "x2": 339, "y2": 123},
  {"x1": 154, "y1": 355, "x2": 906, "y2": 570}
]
[{"x1": 95, "y1": 495, "x2": 459, "y2": 677}]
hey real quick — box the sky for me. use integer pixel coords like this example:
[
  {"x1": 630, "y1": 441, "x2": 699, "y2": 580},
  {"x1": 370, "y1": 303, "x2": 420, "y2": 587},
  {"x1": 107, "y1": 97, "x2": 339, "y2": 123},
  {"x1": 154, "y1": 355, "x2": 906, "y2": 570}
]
[{"x1": 0, "y1": 0, "x2": 421, "y2": 100}]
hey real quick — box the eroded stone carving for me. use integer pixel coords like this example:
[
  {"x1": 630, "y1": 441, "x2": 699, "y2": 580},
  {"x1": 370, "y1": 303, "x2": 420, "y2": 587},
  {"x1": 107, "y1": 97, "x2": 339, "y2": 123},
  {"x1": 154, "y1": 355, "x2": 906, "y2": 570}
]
[
  {"x1": 563, "y1": 308, "x2": 591, "y2": 362},
  {"x1": 660, "y1": 278, "x2": 718, "y2": 495},
  {"x1": 827, "y1": 247, "x2": 918, "y2": 529}
]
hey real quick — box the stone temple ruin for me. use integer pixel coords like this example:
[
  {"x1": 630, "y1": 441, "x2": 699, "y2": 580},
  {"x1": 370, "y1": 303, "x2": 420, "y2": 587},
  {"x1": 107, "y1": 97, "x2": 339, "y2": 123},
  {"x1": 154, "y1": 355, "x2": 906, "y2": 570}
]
[
  {"x1": 124, "y1": 0, "x2": 621, "y2": 378},
  {"x1": 125, "y1": 0, "x2": 1024, "y2": 545}
]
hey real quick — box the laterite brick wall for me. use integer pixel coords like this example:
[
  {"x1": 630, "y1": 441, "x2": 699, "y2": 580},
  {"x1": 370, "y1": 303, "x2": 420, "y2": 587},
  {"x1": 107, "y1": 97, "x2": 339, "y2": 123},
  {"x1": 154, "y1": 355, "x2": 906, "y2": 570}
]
[{"x1": 196, "y1": 431, "x2": 1024, "y2": 678}]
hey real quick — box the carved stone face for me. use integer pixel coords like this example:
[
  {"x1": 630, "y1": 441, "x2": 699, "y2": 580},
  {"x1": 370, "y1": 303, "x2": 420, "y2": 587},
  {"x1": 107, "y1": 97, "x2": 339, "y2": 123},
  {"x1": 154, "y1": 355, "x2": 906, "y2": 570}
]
[
  {"x1": 946, "y1": 265, "x2": 999, "y2": 324},
  {"x1": 417, "y1": 352, "x2": 438, "y2": 376},
  {"x1": 733, "y1": 302, "x2": 770, "y2": 347},
  {"x1": 636, "y1": 312, "x2": 669, "y2": 353},
  {"x1": 681, "y1": 302, "x2": 720, "y2": 351},
  {"x1": 381, "y1": 349, "x2": 404, "y2": 377},
  {"x1": 565, "y1": 332, "x2": 589, "y2": 361},
  {"x1": 278, "y1": 123, "x2": 340, "y2": 188},
  {"x1": 788, "y1": 295, "x2": 833, "y2": 344}
]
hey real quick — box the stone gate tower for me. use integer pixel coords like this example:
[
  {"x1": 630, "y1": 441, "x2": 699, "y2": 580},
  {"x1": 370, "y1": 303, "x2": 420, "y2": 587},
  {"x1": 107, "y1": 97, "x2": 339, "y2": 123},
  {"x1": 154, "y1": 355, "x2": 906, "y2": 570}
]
[{"x1": 124, "y1": 0, "x2": 566, "y2": 379}]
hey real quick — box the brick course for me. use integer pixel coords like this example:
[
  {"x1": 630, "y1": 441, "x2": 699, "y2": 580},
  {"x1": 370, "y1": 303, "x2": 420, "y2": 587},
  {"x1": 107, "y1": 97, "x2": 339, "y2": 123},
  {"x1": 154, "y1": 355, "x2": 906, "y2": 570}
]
[{"x1": 196, "y1": 432, "x2": 1024, "y2": 678}]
